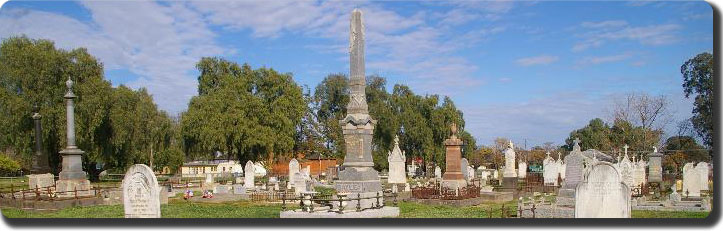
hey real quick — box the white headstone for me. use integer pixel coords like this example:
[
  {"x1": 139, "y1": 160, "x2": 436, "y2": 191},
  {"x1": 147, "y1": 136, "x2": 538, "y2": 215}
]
[
  {"x1": 434, "y1": 166, "x2": 442, "y2": 179},
  {"x1": 254, "y1": 162, "x2": 267, "y2": 177},
  {"x1": 695, "y1": 162, "x2": 709, "y2": 191},
  {"x1": 467, "y1": 166, "x2": 475, "y2": 181},
  {"x1": 575, "y1": 162, "x2": 631, "y2": 218},
  {"x1": 27, "y1": 173, "x2": 54, "y2": 189},
  {"x1": 460, "y1": 158, "x2": 469, "y2": 180},
  {"x1": 387, "y1": 135, "x2": 407, "y2": 184},
  {"x1": 632, "y1": 160, "x2": 646, "y2": 188},
  {"x1": 617, "y1": 152, "x2": 634, "y2": 187},
  {"x1": 293, "y1": 172, "x2": 308, "y2": 194},
  {"x1": 288, "y1": 158, "x2": 300, "y2": 187},
  {"x1": 518, "y1": 162, "x2": 527, "y2": 179},
  {"x1": 503, "y1": 142, "x2": 517, "y2": 177},
  {"x1": 543, "y1": 156, "x2": 559, "y2": 186},
  {"x1": 245, "y1": 161, "x2": 255, "y2": 188},
  {"x1": 683, "y1": 162, "x2": 701, "y2": 197},
  {"x1": 123, "y1": 164, "x2": 160, "y2": 218},
  {"x1": 205, "y1": 173, "x2": 214, "y2": 183}
]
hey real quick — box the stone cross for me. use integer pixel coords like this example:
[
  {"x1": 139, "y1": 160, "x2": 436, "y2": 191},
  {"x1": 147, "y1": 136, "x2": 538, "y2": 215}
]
[
  {"x1": 623, "y1": 144, "x2": 629, "y2": 155},
  {"x1": 653, "y1": 146, "x2": 658, "y2": 153}
]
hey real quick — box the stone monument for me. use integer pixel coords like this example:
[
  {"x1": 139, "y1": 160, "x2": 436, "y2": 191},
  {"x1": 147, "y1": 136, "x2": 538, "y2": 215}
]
[
  {"x1": 543, "y1": 152, "x2": 559, "y2": 186},
  {"x1": 695, "y1": 162, "x2": 709, "y2": 191},
  {"x1": 30, "y1": 105, "x2": 51, "y2": 174},
  {"x1": 123, "y1": 164, "x2": 160, "y2": 218},
  {"x1": 517, "y1": 162, "x2": 527, "y2": 179},
  {"x1": 460, "y1": 158, "x2": 469, "y2": 181},
  {"x1": 387, "y1": 135, "x2": 407, "y2": 184},
  {"x1": 617, "y1": 144, "x2": 634, "y2": 187},
  {"x1": 574, "y1": 162, "x2": 631, "y2": 218},
  {"x1": 333, "y1": 10, "x2": 384, "y2": 209},
  {"x1": 244, "y1": 160, "x2": 255, "y2": 189},
  {"x1": 288, "y1": 158, "x2": 300, "y2": 187},
  {"x1": 503, "y1": 141, "x2": 517, "y2": 177},
  {"x1": 434, "y1": 166, "x2": 442, "y2": 179},
  {"x1": 647, "y1": 146, "x2": 663, "y2": 183},
  {"x1": 558, "y1": 138, "x2": 584, "y2": 204},
  {"x1": 55, "y1": 78, "x2": 91, "y2": 196},
  {"x1": 441, "y1": 123, "x2": 466, "y2": 190}
]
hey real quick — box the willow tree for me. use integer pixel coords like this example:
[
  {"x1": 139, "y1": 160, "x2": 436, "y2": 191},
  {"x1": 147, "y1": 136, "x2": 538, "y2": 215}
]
[{"x1": 181, "y1": 57, "x2": 305, "y2": 164}]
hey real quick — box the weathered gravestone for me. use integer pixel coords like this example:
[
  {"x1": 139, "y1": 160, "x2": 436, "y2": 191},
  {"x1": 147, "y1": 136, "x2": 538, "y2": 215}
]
[
  {"x1": 647, "y1": 147, "x2": 663, "y2": 183},
  {"x1": 683, "y1": 162, "x2": 701, "y2": 197},
  {"x1": 633, "y1": 160, "x2": 646, "y2": 188},
  {"x1": 245, "y1": 161, "x2": 255, "y2": 189},
  {"x1": 123, "y1": 164, "x2": 160, "y2": 218},
  {"x1": 288, "y1": 158, "x2": 300, "y2": 187},
  {"x1": 28, "y1": 173, "x2": 54, "y2": 190},
  {"x1": 503, "y1": 141, "x2": 517, "y2": 178},
  {"x1": 434, "y1": 166, "x2": 442, "y2": 179},
  {"x1": 293, "y1": 172, "x2": 309, "y2": 194},
  {"x1": 543, "y1": 152, "x2": 558, "y2": 186},
  {"x1": 575, "y1": 162, "x2": 631, "y2": 218},
  {"x1": 468, "y1": 166, "x2": 475, "y2": 181},
  {"x1": 558, "y1": 138, "x2": 584, "y2": 203},
  {"x1": 460, "y1": 158, "x2": 469, "y2": 181},
  {"x1": 617, "y1": 149, "x2": 634, "y2": 188},
  {"x1": 518, "y1": 162, "x2": 527, "y2": 179},
  {"x1": 387, "y1": 135, "x2": 407, "y2": 184}
]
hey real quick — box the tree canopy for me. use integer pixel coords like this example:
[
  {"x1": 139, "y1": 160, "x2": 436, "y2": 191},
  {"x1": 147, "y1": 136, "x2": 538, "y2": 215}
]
[{"x1": 681, "y1": 52, "x2": 714, "y2": 148}]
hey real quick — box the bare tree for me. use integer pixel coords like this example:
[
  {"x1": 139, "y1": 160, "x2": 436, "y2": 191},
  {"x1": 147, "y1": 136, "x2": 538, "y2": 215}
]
[{"x1": 610, "y1": 92, "x2": 671, "y2": 148}]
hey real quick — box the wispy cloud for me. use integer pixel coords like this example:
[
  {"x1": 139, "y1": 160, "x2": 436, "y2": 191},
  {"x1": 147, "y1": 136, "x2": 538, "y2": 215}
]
[
  {"x1": 573, "y1": 21, "x2": 681, "y2": 52},
  {"x1": 577, "y1": 53, "x2": 634, "y2": 66},
  {"x1": 516, "y1": 55, "x2": 559, "y2": 66},
  {"x1": 0, "y1": 2, "x2": 228, "y2": 113}
]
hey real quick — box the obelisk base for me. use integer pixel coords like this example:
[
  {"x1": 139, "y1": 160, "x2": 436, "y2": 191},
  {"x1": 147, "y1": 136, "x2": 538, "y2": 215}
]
[
  {"x1": 56, "y1": 148, "x2": 92, "y2": 197},
  {"x1": 441, "y1": 179, "x2": 467, "y2": 192}
]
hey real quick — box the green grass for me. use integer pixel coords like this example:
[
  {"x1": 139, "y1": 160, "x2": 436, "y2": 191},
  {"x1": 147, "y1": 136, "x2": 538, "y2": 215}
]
[
  {"x1": 1, "y1": 199, "x2": 710, "y2": 218},
  {"x1": 398, "y1": 201, "x2": 518, "y2": 218},
  {"x1": 632, "y1": 210, "x2": 710, "y2": 218}
]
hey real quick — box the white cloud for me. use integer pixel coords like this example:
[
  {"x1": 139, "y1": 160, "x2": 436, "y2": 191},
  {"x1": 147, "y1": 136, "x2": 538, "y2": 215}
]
[
  {"x1": 577, "y1": 53, "x2": 634, "y2": 66},
  {"x1": 1, "y1": 2, "x2": 227, "y2": 114},
  {"x1": 573, "y1": 22, "x2": 681, "y2": 52},
  {"x1": 516, "y1": 55, "x2": 559, "y2": 66}
]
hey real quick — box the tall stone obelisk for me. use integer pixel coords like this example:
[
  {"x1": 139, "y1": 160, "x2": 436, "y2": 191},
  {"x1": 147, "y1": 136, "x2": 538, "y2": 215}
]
[
  {"x1": 55, "y1": 78, "x2": 92, "y2": 197},
  {"x1": 334, "y1": 9, "x2": 382, "y2": 199}
]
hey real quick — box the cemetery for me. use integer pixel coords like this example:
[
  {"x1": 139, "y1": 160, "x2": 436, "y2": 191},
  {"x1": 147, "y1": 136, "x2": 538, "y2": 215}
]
[{"x1": 0, "y1": 2, "x2": 715, "y2": 222}]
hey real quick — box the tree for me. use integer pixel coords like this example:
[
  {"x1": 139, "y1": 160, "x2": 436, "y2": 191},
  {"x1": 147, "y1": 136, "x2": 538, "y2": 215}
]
[
  {"x1": 0, "y1": 153, "x2": 21, "y2": 176},
  {"x1": 610, "y1": 92, "x2": 670, "y2": 149},
  {"x1": 663, "y1": 136, "x2": 709, "y2": 163},
  {"x1": 681, "y1": 52, "x2": 714, "y2": 148},
  {"x1": 181, "y1": 57, "x2": 305, "y2": 164},
  {"x1": 564, "y1": 118, "x2": 612, "y2": 151}
]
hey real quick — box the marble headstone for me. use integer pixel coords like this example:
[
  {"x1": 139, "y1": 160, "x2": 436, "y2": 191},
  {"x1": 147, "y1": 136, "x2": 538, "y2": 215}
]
[
  {"x1": 683, "y1": 162, "x2": 701, "y2": 197},
  {"x1": 123, "y1": 164, "x2": 160, "y2": 218},
  {"x1": 560, "y1": 139, "x2": 584, "y2": 198},
  {"x1": 288, "y1": 158, "x2": 300, "y2": 187},
  {"x1": 28, "y1": 173, "x2": 54, "y2": 189},
  {"x1": 460, "y1": 158, "x2": 469, "y2": 180},
  {"x1": 434, "y1": 166, "x2": 442, "y2": 179},
  {"x1": 575, "y1": 162, "x2": 630, "y2": 218},
  {"x1": 503, "y1": 141, "x2": 517, "y2": 177},
  {"x1": 518, "y1": 162, "x2": 527, "y2": 179},
  {"x1": 387, "y1": 135, "x2": 407, "y2": 184},
  {"x1": 245, "y1": 161, "x2": 255, "y2": 188},
  {"x1": 632, "y1": 160, "x2": 646, "y2": 188},
  {"x1": 543, "y1": 156, "x2": 559, "y2": 186},
  {"x1": 647, "y1": 148, "x2": 663, "y2": 182}
]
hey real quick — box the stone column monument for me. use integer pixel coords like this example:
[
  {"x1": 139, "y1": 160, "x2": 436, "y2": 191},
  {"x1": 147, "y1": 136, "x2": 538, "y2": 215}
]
[
  {"x1": 55, "y1": 78, "x2": 92, "y2": 197},
  {"x1": 30, "y1": 105, "x2": 50, "y2": 174},
  {"x1": 334, "y1": 9, "x2": 382, "y2": 200},
  {"x1": 441, "y1": 123, "x2": 466, "y2": 190}
]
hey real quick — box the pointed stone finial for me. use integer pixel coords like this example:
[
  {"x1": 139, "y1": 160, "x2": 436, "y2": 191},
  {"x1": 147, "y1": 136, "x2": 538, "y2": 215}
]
[
  {"x1": 546, "y1": 151, "x2": 551, "y2": 158},
  {"x1": 394, "y1": 135, "x2": 400, "y2": 146},
  {"x1": 557, "y1": 152, "x2": 561, "y2": 160},
  {"x1": 653, "y1": 146, "x2": 658, "y2": 153},
  {"x1": 508, "y1": 140, "x2": 514, "y2": 150},
  {"x1": 623, "y1": 144, "x2": 629, "y2": 154}
]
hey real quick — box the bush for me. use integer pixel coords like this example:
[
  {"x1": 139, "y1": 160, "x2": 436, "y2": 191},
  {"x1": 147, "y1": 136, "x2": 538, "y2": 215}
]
[{"x1": 0, "y1": 154, "x2": 21, "y2": 175}]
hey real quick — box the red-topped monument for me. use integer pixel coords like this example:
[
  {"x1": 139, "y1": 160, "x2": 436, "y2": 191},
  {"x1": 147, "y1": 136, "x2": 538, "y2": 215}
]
[{"x1": 441, "y1": 123, "x2": 466, "y2": 190}]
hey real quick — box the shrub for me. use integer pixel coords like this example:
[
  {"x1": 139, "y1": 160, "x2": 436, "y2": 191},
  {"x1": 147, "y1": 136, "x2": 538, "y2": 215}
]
[{"x1": 0, "y1": 154, "x2": 21, "y2": 175}]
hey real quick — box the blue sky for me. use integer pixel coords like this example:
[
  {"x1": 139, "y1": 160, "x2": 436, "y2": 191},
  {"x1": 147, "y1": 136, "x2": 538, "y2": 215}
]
[{"x1": 0, "y1": 0, "x2": 713, "y2": 147}]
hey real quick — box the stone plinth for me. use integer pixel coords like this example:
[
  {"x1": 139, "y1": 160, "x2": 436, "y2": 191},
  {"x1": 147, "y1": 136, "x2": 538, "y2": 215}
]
[
  {"x1": 27, "y1": 173, "x2": 54, "y2": 190},
  {"x1": 441, "y1": 124, "x2": 466, "y2": 191}
]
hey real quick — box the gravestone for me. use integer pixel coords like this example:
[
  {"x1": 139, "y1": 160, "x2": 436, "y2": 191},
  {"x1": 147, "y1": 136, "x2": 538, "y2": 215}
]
[
  {"x1": 441, "y1": 124, "x2": 466, "y2": 190},
  {"x1": 683, "y1": 163, "x2": 701, "y2": 197},
  {"x1": 288, "y1": 158, "x2": 300, "y2": 187},
  {"x1": 205, "y1": 173, "x2": 214, "y2": 184},
  {"x1": 460, "y1": 158, "x2": 469, "y2": 181},
  {"x1": 695, "y1": 162, "x2": 709, "y2": 191},
  {"x1": 575, "y1": 162, "x2": 631, "y2": 218},
  {"x1": 387, "y1": 135, "x2": 407, "y2": 184},
  {"x1": 503, "y1": 141, "x2": 517, "y2": 178},
  {"x1": 293, "y1": 172, "x2": 308, "y2": 194},
  {"x1": 28, "y1": 173, "x2": 54, "y2": 190},
  {"x1": 434, "y1": 166, "x2": 442, "y2": 179},
  {"x1": 647, "y1": 147, "x2": 663, "y2": 183},
  {"x1": 233, "y1": 184, "x2": 247, "y2": 194},
  {"x1": 123, "y1": 164, "x2": 160, "y2": 218},
  {"x1": 632, "y1": 160, "x2": 646, "y2": 188},
  {"x1": 617, "y1": 149, "x2": 634, "y2": 187},
  {"x1": 543, "y1": 155, "x2": 559, "y2": 186},
  {"x1": 558, "y1": 138, "x2": 584, "y2": 203},
  {"x1": 55, "y1": 79, "x2": 91, "y2": 197},
  {"x1": 214, "y1": 185, "x2": 231, "y2": 194},
  {"x1": 518, "y1": 162, "x2": 527, "y2": 179},
  {"x1": 245, "y1": 161, "x2": 255, "y2": 188},
  {"x1": 468, "y1": 166, "x2": 475, "y2": 180},
  {"x1": 559, "y1": 161, "x2": 566, "y2": 179}
]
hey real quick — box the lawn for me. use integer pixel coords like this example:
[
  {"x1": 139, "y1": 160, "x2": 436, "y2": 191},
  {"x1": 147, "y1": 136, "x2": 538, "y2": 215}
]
[{"x1": 1, "y1": 200, "x2": 710, "y2": 218}]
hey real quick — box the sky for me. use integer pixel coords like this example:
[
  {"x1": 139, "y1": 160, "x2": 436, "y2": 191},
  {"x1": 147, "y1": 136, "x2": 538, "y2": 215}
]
[{"x1": 0, "y1": 0, "x2": 714, "y2": 147}]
